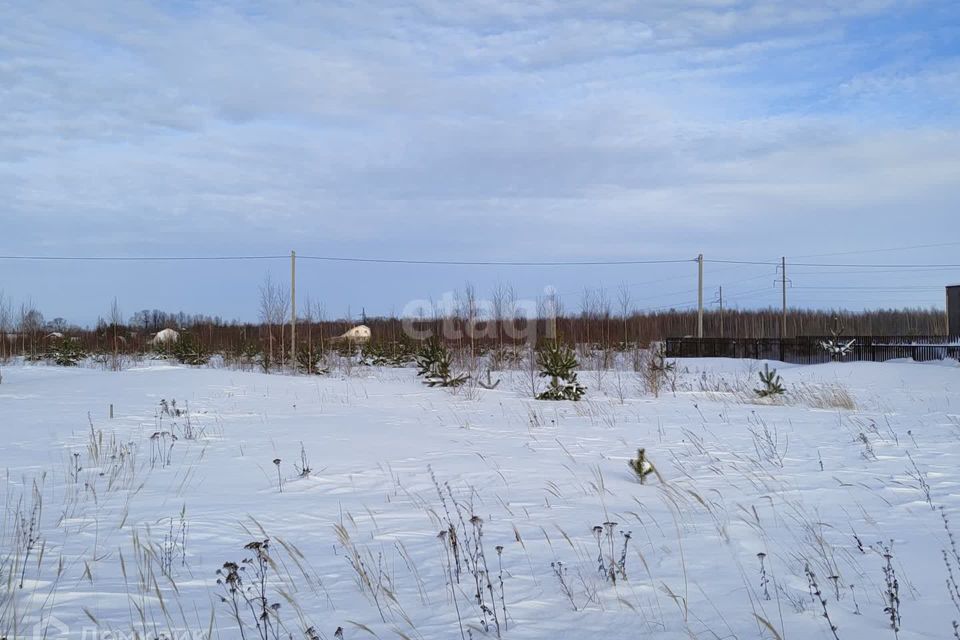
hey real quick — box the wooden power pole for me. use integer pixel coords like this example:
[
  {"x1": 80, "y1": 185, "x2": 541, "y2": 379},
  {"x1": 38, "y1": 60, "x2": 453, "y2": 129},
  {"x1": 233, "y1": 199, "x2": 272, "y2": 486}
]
[
  {"x1": 697, "y1": 254, "x2": 704, "y2": 338},
  {"x1": 291, "y1": 250, "x2": 297, "y2": 372}
]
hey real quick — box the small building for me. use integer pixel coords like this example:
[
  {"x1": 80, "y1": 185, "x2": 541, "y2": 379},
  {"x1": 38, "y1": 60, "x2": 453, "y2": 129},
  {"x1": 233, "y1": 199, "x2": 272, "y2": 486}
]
[
  {"x1": 339, "y1": 324, "x2": 371, "y2": 343},
  {"x1": 948, "y1": 285, "x2": 960, "y2": 336},
  {"x1": 150, "y1": 328, "x2": 180, "y2": 346}
]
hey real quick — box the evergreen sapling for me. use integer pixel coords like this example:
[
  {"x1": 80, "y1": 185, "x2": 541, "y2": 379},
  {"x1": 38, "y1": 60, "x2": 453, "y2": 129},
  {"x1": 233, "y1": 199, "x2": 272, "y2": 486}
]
[
  {"x1": 535, "y1": 341, "x2": 586, "y2": 401},
  {"x1": 416, "y1": 338, "x2": 468, "y2": 387},
  {"x1": 628, "y1": 448, "x2": 655, "y2": 484},
  {"x1": 755, "y1": 364, "x2": 785, "y2": 398}
]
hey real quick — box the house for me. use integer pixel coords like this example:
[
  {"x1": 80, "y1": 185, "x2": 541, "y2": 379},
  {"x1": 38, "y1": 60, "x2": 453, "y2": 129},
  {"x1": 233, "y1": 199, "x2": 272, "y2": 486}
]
[
  {"x1": 150, "y1": 328, "x2": 180, "y2": 346},
  {"x1": 337, "y1": 325, "x2": 371, "y2": 343}
]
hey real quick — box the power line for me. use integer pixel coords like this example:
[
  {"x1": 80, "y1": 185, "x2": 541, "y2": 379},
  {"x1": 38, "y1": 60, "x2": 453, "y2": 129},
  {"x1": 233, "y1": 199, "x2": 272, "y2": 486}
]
[
  {"x1": 1, "y1": 252, "x2": 959, "y2": 270},
  {"x1": 0, "y1": 254, "x2": 287, "y2": 261},
  {"x1": 790, "y1": 241, "x2": 960, "y2": 260},
  {"x1": 704, "y1": 259, "x2": 781, "y2": 266},
  {"x1": 792, "y1": 286, "x2": 944, "y2": 291},
  {"x1": 727, "y1": 286, "x2": 778, "y2": 299},
  {"x1": 705, "y1": 258, "x2": 960, "y2": 269},
  {"x1": 0, "y1": 254, "x2": 695, "y2": 266},
  {"x1": 297, "y1": 255, "x2": 693, "y2": 266},
  {"x1": 787, "y1": 266, "x2": 960, "y2": 275},
  {"x1": 793, "y1": 261, "x2": 960, "y2": 268},
  {"x1": 637, "y1": 300, "x2": 700, "y2": 312}
]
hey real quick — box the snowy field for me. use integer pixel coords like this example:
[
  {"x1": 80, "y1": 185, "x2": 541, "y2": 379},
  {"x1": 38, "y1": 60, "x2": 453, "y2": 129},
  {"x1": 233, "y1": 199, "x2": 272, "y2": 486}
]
[{"x1": 3, "y1": 358, "x2": 960, "y2": 639}]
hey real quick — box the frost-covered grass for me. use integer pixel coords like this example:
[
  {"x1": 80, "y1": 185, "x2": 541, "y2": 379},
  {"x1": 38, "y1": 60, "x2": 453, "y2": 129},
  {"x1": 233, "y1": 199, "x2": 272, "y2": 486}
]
[{"x1": 1, "y1": 358, "x2": 960, "y2": 639}]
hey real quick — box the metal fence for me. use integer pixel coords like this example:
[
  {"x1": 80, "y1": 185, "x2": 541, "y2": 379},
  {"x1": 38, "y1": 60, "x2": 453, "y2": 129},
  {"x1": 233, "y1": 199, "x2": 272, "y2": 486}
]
[{"x1": 664, "y1": 336, "x2": 960, "y2": 364}]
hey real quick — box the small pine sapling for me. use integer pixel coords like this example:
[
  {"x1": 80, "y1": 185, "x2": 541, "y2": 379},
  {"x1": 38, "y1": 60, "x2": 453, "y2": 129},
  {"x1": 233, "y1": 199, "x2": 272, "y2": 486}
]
[
  {"x1": 416, "y1": 338, "x2": 468, "y2": 387},
  {"x1": 49, "y1": 337, "x2": 86, "y2": 366},
  {"x1": 535, "y1": 340, "x2": 586, "y2": 401},
  {"x1": 173, "y1": 333, "x2": 210, "y2": 366},
  {"x1": 755, "y1": 364, "x2": 785, "y2": 398},
  {"x1": 627, "y1": 448, "x2": 655, "y2": 484},
  {"x1": 642, "y1": 344, "x2": 677, "y2": 397},
  {"x1": 820, "y1": 316, "x2": 855, "y2": 361},
  {"x1": 362, "y1": 340, "x2": 416, "y2": 367},
  {"x1": 296, "y1": 344, "x2": 329, "y2": 375}
]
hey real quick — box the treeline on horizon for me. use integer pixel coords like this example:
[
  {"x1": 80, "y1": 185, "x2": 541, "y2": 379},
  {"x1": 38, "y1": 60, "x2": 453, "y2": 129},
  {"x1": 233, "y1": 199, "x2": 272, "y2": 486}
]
[{"x1": 0, "y1": 300, "x2": 950, "y2": 361}]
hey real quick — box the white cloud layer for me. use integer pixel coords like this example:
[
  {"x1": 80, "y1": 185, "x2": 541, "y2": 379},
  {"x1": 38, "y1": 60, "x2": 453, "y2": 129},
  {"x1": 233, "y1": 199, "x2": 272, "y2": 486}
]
[{"x1": 1, "y1": 0, "x2": 958, "y2": 320}]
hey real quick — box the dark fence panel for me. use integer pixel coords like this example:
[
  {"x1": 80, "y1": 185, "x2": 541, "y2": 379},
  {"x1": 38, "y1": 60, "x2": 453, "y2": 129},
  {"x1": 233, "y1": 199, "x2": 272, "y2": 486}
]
[{"x1": 665, "y1": 336, "x2": 960, "y2": 364}]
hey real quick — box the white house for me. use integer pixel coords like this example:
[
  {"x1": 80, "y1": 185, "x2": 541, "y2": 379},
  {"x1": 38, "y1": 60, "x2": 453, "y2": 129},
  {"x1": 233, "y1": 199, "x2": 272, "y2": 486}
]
[
  {"x1": 150, "y1": 328, "x2": 180, "y2": 346},
  {"x1": 337, "y1": 325, "x2": 371, "y2": 343}
]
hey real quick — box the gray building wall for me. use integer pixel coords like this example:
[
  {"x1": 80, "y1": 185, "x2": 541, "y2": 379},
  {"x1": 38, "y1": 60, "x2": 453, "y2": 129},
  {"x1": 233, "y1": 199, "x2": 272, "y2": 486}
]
[{"x1": 949, "y1": 286, "x2": 960, "y2": 336}]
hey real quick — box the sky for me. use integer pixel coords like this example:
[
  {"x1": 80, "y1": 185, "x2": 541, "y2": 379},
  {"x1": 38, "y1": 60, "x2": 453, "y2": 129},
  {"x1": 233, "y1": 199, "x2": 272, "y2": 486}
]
[{"x1": 1, "y1": 0, "x2": 959, "y2": 325}]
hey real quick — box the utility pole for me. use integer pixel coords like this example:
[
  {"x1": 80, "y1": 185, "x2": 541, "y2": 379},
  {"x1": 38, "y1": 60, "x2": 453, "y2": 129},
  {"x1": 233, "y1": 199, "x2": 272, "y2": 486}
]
[
  {"x1": 781, "y1": 256, "x2": 787, "y2": 338},
  {"x1": 697, "y1": 254, "x2": 704, "y2": 338},
  {"x1": 290, "y1": 250, "x2": 297, "y2": 372},
  {"x1": 716, "y1": 286, "x2": 724, "y2": 338}
]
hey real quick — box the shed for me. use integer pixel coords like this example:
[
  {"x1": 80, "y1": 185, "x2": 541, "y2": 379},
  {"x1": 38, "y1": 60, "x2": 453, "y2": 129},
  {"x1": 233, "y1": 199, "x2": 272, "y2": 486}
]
[{"x1": 948, "y1": 285, "x2": 960, "y2": 336}]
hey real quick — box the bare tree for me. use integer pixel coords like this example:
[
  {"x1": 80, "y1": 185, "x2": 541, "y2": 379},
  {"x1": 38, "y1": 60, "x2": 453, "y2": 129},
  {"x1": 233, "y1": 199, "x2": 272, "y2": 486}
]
[
  {"x1": 313, "y1": 299, "x2": 327, "y2": 353},
  {"x1": 0, "y1": 290, "x2": 12, "y2": 362},
  {"x1": 276, "y1": 286, "x2": 290, "y2": 366},
  {"x1": 618, "y1": 282, "x2": 632, "y2": 346},
  {"x1": 540, "y1": 288, "x2": 562, "y2": 343},
  {"x1": 259, "y1": 273, "x2": 289, "y2": 368},
  {"x1": 109, "y1": 297, "x2": 123, "y2": 371},
  {"x1": 463, "y1": 282, "x2": 479, "y2": 358},
  {"x1": 18, "y1": 299, "x2": 43, "y2": 357},
  {"x1": 503, "y1": 285, "x2": 520, "y2": 345},
  {"x1": 490, "y1": 282, "x2": 506, "y2": 351},
  {"x1": 596, "y1": 286, "x2": 611, "y2": 349},
  {"x1": 300, "y1": 294, "x2": 329, "y2": 367},
  {"x1": 0, "y1": 290, "x2": 9, "y2": 380},
  {"x1": 580, "y1": 288, "x2": 595, "y2": 346}
]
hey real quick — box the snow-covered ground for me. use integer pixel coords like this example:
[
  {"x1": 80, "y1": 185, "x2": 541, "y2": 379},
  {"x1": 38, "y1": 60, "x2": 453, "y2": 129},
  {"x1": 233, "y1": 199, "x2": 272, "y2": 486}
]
[{"x1": 2, "y1": 358, "x2": 960, "y2": 639}]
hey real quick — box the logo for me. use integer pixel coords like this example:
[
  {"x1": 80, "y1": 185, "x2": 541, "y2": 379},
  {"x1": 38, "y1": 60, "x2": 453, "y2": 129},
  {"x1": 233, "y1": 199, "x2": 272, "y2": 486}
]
[{"x1": 33, "y1": 616, "x2": 69, "y2": 639}]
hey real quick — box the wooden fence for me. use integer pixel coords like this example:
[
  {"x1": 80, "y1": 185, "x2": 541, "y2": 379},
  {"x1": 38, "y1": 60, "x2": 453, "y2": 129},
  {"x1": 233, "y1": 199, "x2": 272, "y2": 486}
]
[{"x1": 664, "y1": 336, "x2": 960, "y2": 364}]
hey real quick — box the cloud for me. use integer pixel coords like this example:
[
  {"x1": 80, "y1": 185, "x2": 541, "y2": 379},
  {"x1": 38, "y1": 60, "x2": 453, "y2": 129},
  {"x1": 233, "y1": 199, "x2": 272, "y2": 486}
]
[{"x1": 0, "y1": 0, "x2": 958, "y2": 319}]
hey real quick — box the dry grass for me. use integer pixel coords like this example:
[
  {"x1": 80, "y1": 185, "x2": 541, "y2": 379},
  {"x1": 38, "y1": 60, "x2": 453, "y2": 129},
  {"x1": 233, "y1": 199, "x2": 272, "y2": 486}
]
[
  {"x1": 691, "y1": 372, "x2": 856, "y2": 411},
  {"x1": 790, "y1": 382, "x2": 857, "y2": 410}
]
